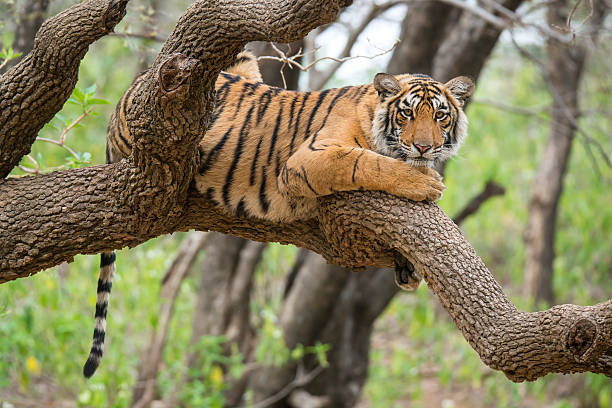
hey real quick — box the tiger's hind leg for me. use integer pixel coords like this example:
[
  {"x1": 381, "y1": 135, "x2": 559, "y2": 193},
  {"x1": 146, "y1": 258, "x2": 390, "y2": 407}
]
[{"x1": 393, "y1": 251, "x2": 422, "y2": 291}]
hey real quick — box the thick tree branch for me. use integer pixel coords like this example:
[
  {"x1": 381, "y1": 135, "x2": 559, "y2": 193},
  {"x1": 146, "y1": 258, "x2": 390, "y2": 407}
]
[{"x1": 0, "y1": 0, "x2": 129, "y2": 178}]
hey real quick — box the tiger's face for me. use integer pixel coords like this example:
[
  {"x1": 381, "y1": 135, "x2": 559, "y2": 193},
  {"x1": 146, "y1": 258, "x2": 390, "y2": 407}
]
[{"x1": 371, "y1": 73, "x2": 474, "y2": 167}]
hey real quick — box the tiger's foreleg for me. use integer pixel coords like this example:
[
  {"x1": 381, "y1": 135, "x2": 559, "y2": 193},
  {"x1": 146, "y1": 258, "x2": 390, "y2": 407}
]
[{"x1": 278, "y1": 141, "x2": 445, "y2": 202}]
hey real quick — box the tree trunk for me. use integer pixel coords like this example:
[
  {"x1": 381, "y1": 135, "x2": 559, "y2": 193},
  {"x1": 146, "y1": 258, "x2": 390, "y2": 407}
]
[
  {"x1": 523, "y1": 0, "x2": 604, "y2": 305},
  {"x1": 0, "y1": 0, "x2": 50, "y2": 73}
]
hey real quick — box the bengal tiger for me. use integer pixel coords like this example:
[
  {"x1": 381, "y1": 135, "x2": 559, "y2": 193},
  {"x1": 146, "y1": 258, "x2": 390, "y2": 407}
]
[{"x1": 83, "y1": 50, "x2": 474, "y2": 377}]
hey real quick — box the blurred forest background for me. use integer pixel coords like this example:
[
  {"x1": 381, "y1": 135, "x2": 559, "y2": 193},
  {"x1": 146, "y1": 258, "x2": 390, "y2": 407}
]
[{"x1": 0, "y1": 0, "x2": 611, "y2": 407}]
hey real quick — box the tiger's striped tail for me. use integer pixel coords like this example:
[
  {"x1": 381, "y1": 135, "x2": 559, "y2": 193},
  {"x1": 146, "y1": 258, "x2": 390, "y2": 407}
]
[{"x1": 83, "y1": 251, "x2": 116, "y2": 378}]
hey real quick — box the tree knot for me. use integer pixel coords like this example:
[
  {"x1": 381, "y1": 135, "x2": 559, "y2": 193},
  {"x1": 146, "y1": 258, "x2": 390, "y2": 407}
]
[
  {"x1": 567, "y1": 318, "x2": 597, "y2": 361},
  {"x1": 158, "y1": 54, "x2": 202, "y2": 97}
]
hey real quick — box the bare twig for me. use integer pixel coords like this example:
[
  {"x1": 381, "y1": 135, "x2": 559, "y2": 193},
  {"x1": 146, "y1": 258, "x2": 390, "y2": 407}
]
[
  {"x1": 17, "y1": 155, "x2": 40, "y2": 174},
  {"x1": 36, "y1": 137, "x2": 81, "y2": 162},
  {"x1": 0, "y1": 58, "x2": 9, "y2": 71},
  {"x1": 60, "y1": 107, "x2": 93, "y2": 144},
  {"x1": 309, "y1": 0, "x2": 406, "y2": 90},
  {"x1": 511, "y1": 36, "x2": 612, "y2": 172},
  {"x1": 233, "y1": 364, "x2": 325, "y2": 408},
  {"x1": 567, "y1": 0, "x2": 595, "y2": 33},
  {"x1": 258, "y1": 40, "x2": 400, "y2": 89},
  {"x1": 472, "y1": 97, "x2": 550, "y2": 117}
]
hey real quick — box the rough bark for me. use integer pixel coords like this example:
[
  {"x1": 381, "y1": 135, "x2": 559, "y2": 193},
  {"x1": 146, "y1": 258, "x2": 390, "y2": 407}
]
[
  {"x1": 0, "y1": 0, "x2": 610, "y2": 389},
  {"x1": 522, "y1": 0, "x2": 604, "y2": 305}
]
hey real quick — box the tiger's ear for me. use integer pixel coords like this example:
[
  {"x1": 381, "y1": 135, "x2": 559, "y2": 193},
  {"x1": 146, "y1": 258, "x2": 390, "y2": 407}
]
[
  {"x1": 374, "y1": 73, "x2": 401, "y2": 100},
  {"x1": 445, "y1": 76, "x2": 474, "y2": 107}
]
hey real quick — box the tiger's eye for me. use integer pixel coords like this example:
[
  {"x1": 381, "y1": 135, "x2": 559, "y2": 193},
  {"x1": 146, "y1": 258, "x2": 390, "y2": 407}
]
[
  {"x1": 435, "y1": 111, "x2": 446, "y2": 120},
  {"x1": 400, "y1": 108, "x2": 413, "y2": 119}
]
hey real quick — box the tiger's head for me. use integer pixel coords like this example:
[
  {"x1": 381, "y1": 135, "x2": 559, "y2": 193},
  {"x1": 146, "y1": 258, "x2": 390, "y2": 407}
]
[{"x1": 371, "y1": 73, "x2": 474, "y2": 167}]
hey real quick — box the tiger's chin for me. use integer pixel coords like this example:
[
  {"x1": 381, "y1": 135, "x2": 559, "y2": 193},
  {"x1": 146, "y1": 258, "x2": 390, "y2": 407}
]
[{"x1": 404, "y1": 158, "x2": 435, "y2": 168}]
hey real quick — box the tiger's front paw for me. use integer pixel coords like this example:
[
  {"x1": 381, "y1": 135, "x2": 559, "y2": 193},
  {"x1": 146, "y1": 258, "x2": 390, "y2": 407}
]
[
  {"x1": 415, "y1": 166, "x2": 443, "y2": 182},
  {"x1": 396, "y1": 176, "x2": 445, "y2": 202},
  {"x1": 393, "y1": 251, "x2": 422, "y2": 291}
]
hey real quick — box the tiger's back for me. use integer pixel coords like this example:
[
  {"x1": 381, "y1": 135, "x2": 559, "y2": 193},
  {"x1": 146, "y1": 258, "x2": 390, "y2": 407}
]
[{"x1": 197, "y1": 74, "x2": 376, "y2": 221}]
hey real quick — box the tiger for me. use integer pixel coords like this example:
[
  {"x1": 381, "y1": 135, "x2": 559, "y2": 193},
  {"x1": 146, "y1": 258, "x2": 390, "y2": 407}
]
[{"x1": 83, "y1": 50, "x2": 474, "y2": 377}]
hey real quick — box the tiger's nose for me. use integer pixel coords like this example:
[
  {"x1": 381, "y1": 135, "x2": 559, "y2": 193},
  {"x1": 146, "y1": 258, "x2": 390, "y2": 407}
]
[{"x1": 413, "y1": 144, "x2": 432, "y2": 154}]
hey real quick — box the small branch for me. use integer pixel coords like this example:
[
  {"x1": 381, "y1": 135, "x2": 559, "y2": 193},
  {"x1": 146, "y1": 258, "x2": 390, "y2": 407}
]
[
  {"x1": 309, "y1": 0, "x2": 406, "y2": 90},
  {"x1": 258, "y1": 40, "x2": 399, "y2": 83},
  {"x1": 59, "y1": 107, "x2": 93, "y2": 144},
  {"x1": 35, "y1": 137, "x2": 81, "y2": 162},
  {"x1": 17, "y1": 155, "x2": 40, "y2": 174},
  {"x1": 471, "y1": 97, "x2": 550, "y2": 117},
  {"x1": 452, "y1": 181, "x2": 506, "y2": 225},
  {"x1": 234, "y1": 365, "x2": 325, "y2": 408}
]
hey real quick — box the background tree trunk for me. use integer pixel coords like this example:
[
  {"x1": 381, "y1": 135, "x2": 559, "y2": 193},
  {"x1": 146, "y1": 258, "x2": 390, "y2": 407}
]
[
  {"x1": 523, "y1": 0, "x2": 605, "y2": 305},
  {"x1": 1, "y1": 0, "x2": 50, "y2": 73}
]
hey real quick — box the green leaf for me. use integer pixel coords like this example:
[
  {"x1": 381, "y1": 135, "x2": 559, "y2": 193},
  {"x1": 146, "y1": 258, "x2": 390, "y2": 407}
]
[{"x1": 87, "y1": 98, "x2": 110, "y2": 105}]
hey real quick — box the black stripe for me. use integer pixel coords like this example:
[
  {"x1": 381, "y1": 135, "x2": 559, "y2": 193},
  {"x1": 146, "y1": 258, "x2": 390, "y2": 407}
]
[
  {"x1": 88, "y1": 347, "x2": 103, "y2": 358},
  {"x1": 275, "y1": 152, "x2": 282, "y2": 180},
  {"x1": 234, "y1": 83, "x2": 250, "y2": 115},
  {"x1": 100, "y1": 252, "x2": 116, "y2": 268},
  {"x1": 205, "y1": 187, "x2": 215, "y2": 200},
  {"x1": 97, "y1": 280, "x2": 112, "y2": 293},
  {"x1": 93, "y1": 328, "x2": 105, "y2": 341},
  {"x1": 256, "y1": 90, "x2": 272, "y2": 125},
  {"x1": 286, "y1": 96, "x2": 298, "y2": 135},
  {"x1": 236, "y1": 199, "x2": 247, "y2": 217},
  {"x1": 308, "y1": 87, "x2": 350, "y2": 151},
  {"x1": 353, "y1": 137, "x2": 363, "y2": 148},
  {"x1": 366, "y1": 104, "x2": 374, "y2": 122},
  {"x1": 95, "y1": 303, "x2": 108, "y2": 319},
  {"x1": 289, "y1": 92, "x2": 312, "y2": 154},
  {"x1": 199, "y1": 126, "x2": 234, "y2": 175},
  {"x1": 303, "y1": 90, "x2": 330, "y2": 140},
  {"x1": 352, "y1": 151, "x2": 365, "y2": 183},
  {"x1": 250, "y1": 135, "x2": 264, "y2": 185},
  {"x1": 267, "y1": 103, "x2": 284, "y2": 164},
  {"x1": 301, "y1": 166, "x2": 317, "y2": 195},
  {"x1": 223, "y1": 106, "x2": 254, "y2": 207},
  {"x1": 259, "y1": 169, "x2": 270, "y2": 213}
]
